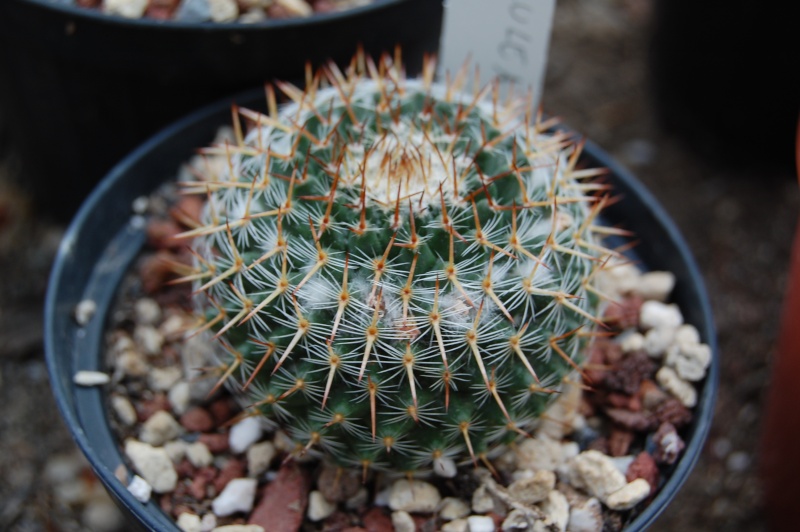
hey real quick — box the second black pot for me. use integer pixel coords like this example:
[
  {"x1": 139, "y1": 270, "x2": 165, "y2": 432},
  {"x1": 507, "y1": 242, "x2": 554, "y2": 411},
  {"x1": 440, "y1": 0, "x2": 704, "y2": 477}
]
[{"x1": 0, "y1": 0, "x2": 443, "y2": 221}]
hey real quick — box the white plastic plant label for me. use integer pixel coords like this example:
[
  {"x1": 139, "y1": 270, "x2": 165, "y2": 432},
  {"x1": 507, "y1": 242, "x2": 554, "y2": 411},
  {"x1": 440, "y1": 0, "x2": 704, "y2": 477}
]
[{"x1": 438, "y1": 0, "x2": 556, "y2": 108}]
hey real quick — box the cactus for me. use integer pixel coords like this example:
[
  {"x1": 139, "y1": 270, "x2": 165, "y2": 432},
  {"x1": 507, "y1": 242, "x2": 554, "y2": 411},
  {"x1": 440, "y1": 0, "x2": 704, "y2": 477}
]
[{"x1": 181, "y1": 53, "x2": 615, "y2": 476}]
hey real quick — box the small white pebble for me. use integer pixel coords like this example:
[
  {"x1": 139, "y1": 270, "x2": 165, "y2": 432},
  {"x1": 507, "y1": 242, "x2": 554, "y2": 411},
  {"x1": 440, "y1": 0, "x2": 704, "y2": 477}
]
[
  {"x1": 373, "y1": 486, "x2": 392, "y2": 507},
  {"x1": 211, "y1": 478, "x2": 257, "y2": 517},
  {"x1": 74, "y1": 299, "x2": 97, "y2": 326},
  {"x1": 200, "y1": 513, "x2": 217, "y2": 531},
  {"x1": 124, "y1": 439, "x2": 177, "y2": 493},
  {"x1": 208, "y1": 0, "x2": 238, "y2": 21},
  {"x1": 467, "y1": 515, "x2": 495, "y2": 532},
  {"x1": 274, "y1": 0, "x2": 312, "y2": 16},
  {"x1": 656, "y1": 366, "x2": 698, "y2": 407},
  {"x1": 82, "y1": 498, "x2": 124, "y2": 532},
  {"x1": 726, "y1": 451, "x2": 751, "y2": 473},
  {"x1": 610, "y1": 456, "x2": 636, "y2": 477},
  {"x1": 115, "y1": 350, "x2": 150, "y2": 378},
  {"x1": 134, "y1": 298, "x2": 162, "y2": 325},
  {"x1": 391, "y1": 510, "x2": 415, "y2": 532},
  {"x1": 665, "y1": 343, "x2": 712, "y2": 381},
  {"x1": 73, "y1": 370, "x2": 110, "y2": 386},
  {"x1": 567, "y1": 497, "x2": 603, "y2": 532},
  {"x1": 636, "y1": 271, "x2": 675, "y2": 302},
  {"x1": 211, "y1": 526, "x2": 264, "y2": 532},
  {"x1": 675, "y1": 324, "x2": 701, "y2": 347},
  {"x1": 644, "y1": 326, "x2": 677, "y2": 358},
  {"x1": 103, "y1": 0, "x2": 148, "y2": 18},
  {"x1": 307, "y1": 491, "x2": 337, "y2": 522},
  {"x1": 168, "y1": 381, "x2": 191, "y2": 416},
  {"x1": 617, "y1": 331, "x2": 645, "y2": 353},
  {"x1": 127, "y1": 475, "x2": 152, "y2": 503},
  {"x1": 111, "y1": 395, "x2": 137, "y2": 426},
  {"x1": 433, "y1": 456, "x2": 457, "y2": 478},
  {"x1": 439, "y1": 497, "x2": 471, "y2": 521},
  {"x1": 389, "y1": 479, "x2": 441, "y2": 513},
  {"x1": 508, "y1": 470, "x2": 555, "y2": 504},
  {"x1": 229, "y1": 417, "x2": 263, "y2": 454},
  {"x1": 539, "y1": 490, "x2": 570, "y2": 531},
  {"x1": 130, "y1": 215, "x2": 146, "y2": 230},
  {"x1": 131, "y1": 196, "x2": 149, "y2": 214},
  {"x1": 441, "y1": 519, "x2": 469, "y2": 532},
  {"x1": 148, "y1": 366, "x2": 183, "y2": 392},
  {"x1": 568, "y1": 450, "x2": 627, "y2": 502},
  {"x1": 639, "y1": 301, "x2": 683, "y2": 330},
  {"x1": 140, "y1": 411, "x2": 182, "y2": 447},
  {"x1": 247, "y1": 441, "x2": 276, "y2": 477},
  {"x1": 164, "y1": 440, "x2": 188, "y2": 464},
  {"x1": 177, "y1": 512, "x2": 202, "y2": 532},
  {"x1": 186, "y1": 442, "x2": 213, "y2": 468},
  {"x1": 605, "y1": 478, "x2": 651, "y2": 511},
  {"x1": 134, "y1": 325, "x2": 164, "y2": 355},
  {"x1": 471, "y1": 484, "x2": 499, "y2": 514}
]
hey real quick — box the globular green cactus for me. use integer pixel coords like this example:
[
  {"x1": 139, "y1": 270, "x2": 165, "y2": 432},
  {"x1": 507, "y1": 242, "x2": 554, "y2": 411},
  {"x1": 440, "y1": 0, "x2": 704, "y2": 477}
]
[{"x1": 182, "y1": 53, "x2": 614, "y2": 476}]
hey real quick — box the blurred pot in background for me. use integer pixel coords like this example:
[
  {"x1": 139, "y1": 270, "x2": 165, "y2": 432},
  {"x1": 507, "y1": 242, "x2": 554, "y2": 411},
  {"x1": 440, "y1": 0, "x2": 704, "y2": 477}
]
[{"x1": 0, "y1": 0, "x2": 443, "y2": 221}]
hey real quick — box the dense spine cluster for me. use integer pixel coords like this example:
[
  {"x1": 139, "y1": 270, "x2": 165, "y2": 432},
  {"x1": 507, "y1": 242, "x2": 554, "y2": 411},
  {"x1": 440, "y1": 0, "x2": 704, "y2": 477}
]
[{"x1": 182, "y1": 53, "x2": 617, "y2": 476}]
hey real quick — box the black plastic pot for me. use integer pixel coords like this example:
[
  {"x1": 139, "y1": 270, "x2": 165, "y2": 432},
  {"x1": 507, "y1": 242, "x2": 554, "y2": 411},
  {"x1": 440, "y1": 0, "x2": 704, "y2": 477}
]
[
  {"x1": 45, "y1": 89, "x2": 718, "y2": 530},
  {"x1": 0, "y1": 0, "x2": 443, "y2": 221}
]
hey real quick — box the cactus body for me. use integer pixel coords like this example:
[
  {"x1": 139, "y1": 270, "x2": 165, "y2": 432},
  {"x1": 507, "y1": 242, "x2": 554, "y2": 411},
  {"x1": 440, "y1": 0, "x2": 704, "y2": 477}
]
[{"x1": 186, "y1": 57, "x2": 610, "y2": 474}]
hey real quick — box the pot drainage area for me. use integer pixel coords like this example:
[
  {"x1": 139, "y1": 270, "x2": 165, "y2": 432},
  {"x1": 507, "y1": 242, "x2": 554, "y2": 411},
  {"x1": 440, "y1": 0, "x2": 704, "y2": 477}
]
[{"x1": 0, "y1": 0, "x2": 797, "y2": 530}]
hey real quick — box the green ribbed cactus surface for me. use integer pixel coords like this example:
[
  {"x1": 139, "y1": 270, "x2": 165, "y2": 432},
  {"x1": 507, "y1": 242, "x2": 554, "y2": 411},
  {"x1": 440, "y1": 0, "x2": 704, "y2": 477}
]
[{"x1": 183, "y1": 55, "x2": 612, "y2": 475}]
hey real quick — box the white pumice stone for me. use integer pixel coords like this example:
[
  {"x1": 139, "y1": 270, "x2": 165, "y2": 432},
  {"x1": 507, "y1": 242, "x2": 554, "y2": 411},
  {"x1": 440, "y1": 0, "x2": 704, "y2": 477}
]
[
  {"x1": 605, "y1": 479, "x2": 651, "y2": 511},
  {"x1": 247, "y1": 441, "x2": 276, "y2": 477},
  {"x1": 148, "y1": 366, "x2": 183, "y2": 392},
  {"x1": 538, "y1": 490, "x2": 570, "y2": 532},
  {"x1": 617, "y1": 331, "x2": 645, "y2": 353},
  {"x1": 275, "y1": 0, "x2": 312, "y2": 16},
  {"x1": 208, "y1": 0, "x2": 238, "y2": 21},
  {"x1": 164, "y1": 440, "x2": 188, "y2": 464},
  {"x1": 103, "y1": 0, "x2": 148, "y2": 17},
  {"x1": 644, "y1": 326, "x2": 677, "y2": 358},
  {"x1": 176, "y1": 512, "x2": 202, "y2": 532},
  {"x1": 599, "y1": 262, "x2": 641, "y2": 297},
  {"x1": 433, "y1": 456, "x2": 458, "y2": 478},
  {"x1": 665, "y1": 342, "x2": 712, "y2": 381},
  {"x1": 441, "y1": 519, "x2": 469, "y2": 532},
  {"x1": 229, "y1": 417, "x2": 263, "y2": 454},
  {"x1": 391, "y1": 511, "x2": 416, "y2": 532},
  {"x1": 124, "y1": 439, "x2": 177, "y2": 493},
  {"x1": 111, "y1": 395, "x2": 137, "y2": 426},
  {"x1": 307, "y1": 491, "x2": 337, "y2": 521},
  {"x1": 131, "y1": 196, "x2": 149, "y2": 214},
  {"x1": 211, "y1": 478, "x2": 257, "y2": 517},
  {"x1": 471, "y1": 484, "x2": 499, "y2": 514},
  {"x1": 186, "y1": 442, "x2": 213, "y2": 468},
  {"x1": 127, "y1": 475, "x2": 152, "y2": 503},
  {"x1": 501, "y1": 509, "x2": 532, "y2": 531},
  {"x1": 134, "y1": 298, "x2": 162, "y2": 325},
  {"x1": 675, "y1": 324, "x2": 702, "y2": 347},
  {"x1": 639, "y1": 301, "x2": 683, "y2": 330},
  {"x1": 467, "y1": 515, "x2": 496, "y2": 532},
  {"x1": 568, "y1": 450, "x2": 627, "y2": 502},
  {"x1": 439, "y1": 497, "x2": 471, "y2": 521},
  {"x1": 74, "y1": 299, "x2": 97, "y2": 325},
  {"x1": 567, "y1": 497, "x2": 603, "y2": 532},
  {"x1": 388, "y1": 479, "x2": 441, "y2": 513},
  {"x1": 656, "y1": 366, "x2": 698, "y2": 407},
  {"x1": 508, "y1": 470, "x2": 555, "y2": 504},
  {"x1": 211, "y1": 525, "x2": 264, "y2": 532},
  {"x1": 515, "y1": 437, "x2": 566, "y2": 472},
  {"x1": 636, "y1": 271, "x2": 676, "y2": 302},
  {"x1": 168, "y1": 381, "x2": 191, "y2": 416},
  {"x1": 139, "y1": 410, "x2": 182, "y2": 446},
  {"x1": 73, "y1": 370, "x2": 110, "y2": 386},
  {"x1": 175, "y1": 0, "x2": 210, "y2": 22},
  {"x1": 134, "y1": 325, "x2": 164, "y2": 355},
  {"x1": 200, "y1": 513, "x2": 217, "y2": 531},
  {"x1": 115, "y1": 350, "x2": 150, "y2": 378}
]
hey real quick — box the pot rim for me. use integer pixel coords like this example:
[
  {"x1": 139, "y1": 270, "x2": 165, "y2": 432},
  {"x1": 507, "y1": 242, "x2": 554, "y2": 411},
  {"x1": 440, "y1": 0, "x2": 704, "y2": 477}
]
[
  {"x1": 44, "y1": 88, "x2": 718, "y2": 531},
  {"x1": 19, "y1": 0, "x2": 407, "y2": 31}
]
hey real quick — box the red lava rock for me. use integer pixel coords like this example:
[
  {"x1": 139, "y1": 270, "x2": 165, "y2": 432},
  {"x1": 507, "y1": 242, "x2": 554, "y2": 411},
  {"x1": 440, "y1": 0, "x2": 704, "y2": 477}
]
[
  {"x1": 584, "y1": 339, "x2": 622, "y2": 384},
  {"x1": 145, "y1": 5, "x2": 173, "y2": 19},
  {"x1": 579, "y1": 397, "x2": 596, "y2": 417},
  {"x1": 175, "y1": 459, "x2": 197, "y2": 479},
  {"x1": 146, "y1": 218, "x2": 184, "y2": 250},
  {"x1": 214, "y1": 457, "x2": 246, "y2": 492},
  {"x1": 605, "y1": 407, "x2": 656, "y2": 432},
  {"x1": 603, "y1": 295, "x2": 643, "y2": 330},
  {"x1": 608, "y1": 428, "x2": 635, "y2": 457},
  {"x1": 248, "y1": 463, "x2": 310, "y2": 532},
  {"x1": 626, "y1": 452, "x2": 659, "y2": 493},
  {"x1": 170, "y1": 196, "x2": 204, "y2": 228},
  {"x1": 361, "y1": 507, "x2": 393, "y2": 532},
  {"x1": 312, "y1": 0, "x2": 337, "y2": 13},
  {"x1": 487, "y1": 513, "x2": 505, "y2": 530},
  {"x1": 197, "y1": 465, "x2": 217, "y2": 481},
  {"x1": 199, "y1": 433, "x2": 230, "y2": 453},
  {"x1": 172, "y1": 503, "x2": 192, "y2": 519},
  {"x1": 604, "y1": 351, "x2": 656, "y2": 395},
  {"x1": 208, "y1": 397, "x2": 237, "y2": 425},
  {"x1": 76, "y1": 0, "x2": 101, "y2": 7},
  {"x1": 136, "y1": 394, "x2": 171, "y2": 422},
  {"x1": 189, "y1": 475, "x2": 209, "y2": 500},
  {"x1": 324, "y1": 511, "x2": 354, "y2": 531},
  {"x1": 606, "y1": 392, "x2": 634, "y2": 409},
  {"x1": 159, "y1": 493, "x2": 173, "y2": 515},
  {"x1": 654, "y1": 397, "x2": 693, "y2": 428},
  {"x1": 180, "y1": 407, "x2": 215, "y2": 432},
  {"x1": 587, "y1": 436, "x2": 609, "y2": 455},
  {"x1": 342, "y1": 528, "x2": 368, "y2": 532},
  {"x1": 653, "y1": 422, "x2": 685, "y2": 465},
  {"x1": 266, "y1": 4, "x2": 292, "y2": 17}
]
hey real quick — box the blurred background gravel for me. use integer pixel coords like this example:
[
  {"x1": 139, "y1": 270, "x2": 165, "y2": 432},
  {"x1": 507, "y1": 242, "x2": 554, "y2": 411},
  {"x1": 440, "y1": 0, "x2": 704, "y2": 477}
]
[{"x1": 1, "y1": 0, "x2": 796, "y2": 530}]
